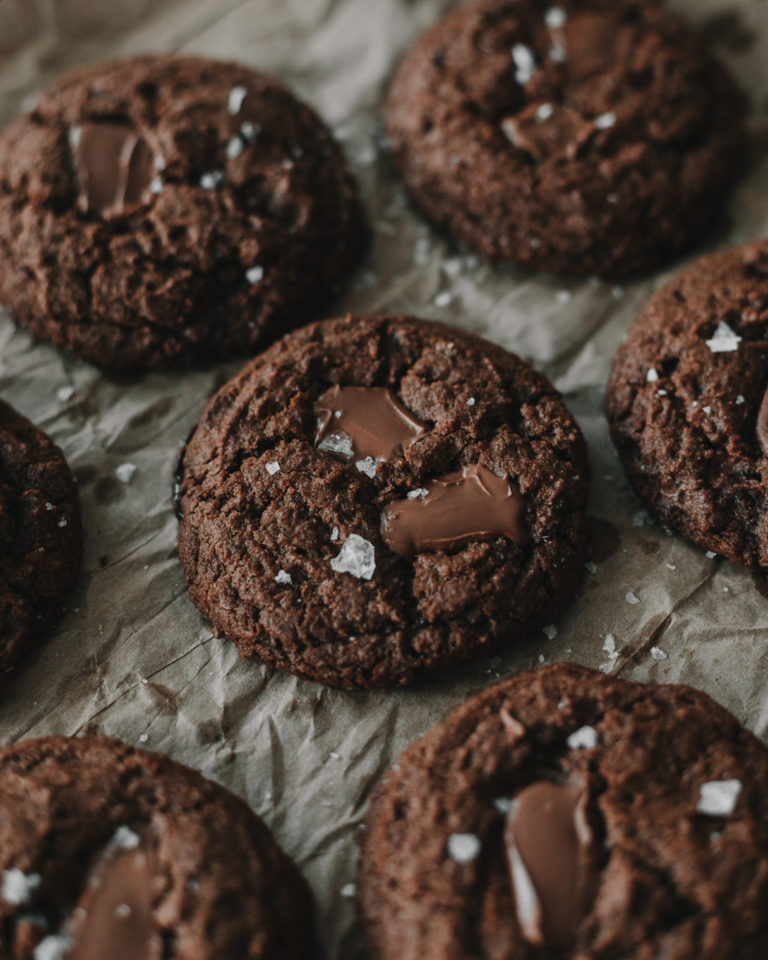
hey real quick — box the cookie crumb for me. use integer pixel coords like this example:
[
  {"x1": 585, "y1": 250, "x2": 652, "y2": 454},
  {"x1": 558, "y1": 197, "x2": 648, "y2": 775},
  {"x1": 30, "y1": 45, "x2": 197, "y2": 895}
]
[
  {"x1": 567, "y1": 725, "x2": 598, "y2": 750},
  {"x1": 330, "y1": 534, "x2": 375, "y2": 580},
  {"x1": 447, "y1": 833, "x2": 481, "y2": 863},
  {"x1": 698, "y1": 779, "x2": 742, "y2": 817}
]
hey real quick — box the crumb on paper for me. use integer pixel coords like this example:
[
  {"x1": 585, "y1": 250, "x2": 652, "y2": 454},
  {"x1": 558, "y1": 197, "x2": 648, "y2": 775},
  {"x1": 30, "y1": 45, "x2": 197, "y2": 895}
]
[{"x1": 697, "y1": 779, "x2": 742, "y2": 817}]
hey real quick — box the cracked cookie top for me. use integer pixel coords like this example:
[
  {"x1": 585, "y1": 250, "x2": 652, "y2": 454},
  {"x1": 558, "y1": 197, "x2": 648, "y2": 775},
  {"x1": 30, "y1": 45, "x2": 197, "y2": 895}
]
[
  {"x1": 359, "y1": 663, "x2": 768, "y2": 959},
  {"x1": 175, "y1": 314, "x2": 589, "y2": 690},
  {"x1": 0, "y1": 399, "x2": 81, "y2": 681},
  {"x1": 384, "y1": 0, "x2": 746, "y2": 279},
  {"x1": 0, "y1": 735, "x2": 318, "y2": 959},
  {"x1": 606, "y1": 241, "x2": 768, "y2": 569},
  {"x1": 0, "y1": 56, "x2": 366, "y2": 371}
]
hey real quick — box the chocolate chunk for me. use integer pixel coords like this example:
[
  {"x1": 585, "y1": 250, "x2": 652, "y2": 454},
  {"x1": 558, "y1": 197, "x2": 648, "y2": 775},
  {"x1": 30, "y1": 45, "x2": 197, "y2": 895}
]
[
  {"x1": 757, "y1": 387, "x2": 768, "y2": 458},
  {"x1": 381, "y1": 463, "x2": 528, "y2": 556},
  {"x1": 505, "y1": 781, "x2": 593, "y2": 947},
  {"x1": 502, "y1": 103, "x2": 594, "y2": 161},
  {"x1": 549, "y1": 12, "x2": 636, "y2": 77},
  {"x1": 314, "y1": 386, "x2": 426, "y2": 461},
  {"x1": 72, "y1": 123, "x2": 156, "y2": 218}
]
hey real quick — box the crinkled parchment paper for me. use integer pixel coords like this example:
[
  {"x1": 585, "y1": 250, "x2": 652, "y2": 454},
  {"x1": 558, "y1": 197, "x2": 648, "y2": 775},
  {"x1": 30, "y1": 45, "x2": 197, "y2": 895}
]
[{"x1": 0, "y1": 1, "x2": 767, "y2": 955}]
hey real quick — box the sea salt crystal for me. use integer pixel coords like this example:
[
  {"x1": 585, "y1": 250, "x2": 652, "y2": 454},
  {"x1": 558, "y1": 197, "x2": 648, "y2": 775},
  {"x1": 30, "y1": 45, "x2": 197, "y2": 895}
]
[
  {"x1": 697, "y1": 780, "x2": 742, "y2": 817},
  {"x1": 58, "y1": 519, "x2": 67, "y2": 528},
  {"x1": 226, "y1": 135, "x2": 244, "y2": 160},
  {"x1": 567, "y1": 726, "x2": 598, "y2": 750},
  {"x1": 626, "y1": 591, "x2": 640, "y2": 605},
  {"x1": 149, "y1": 177, "x2": 163, "y2": 195},
  {"x1": 241, "y1": 121, "x2": 259, "y2": 142},
  {"x1": 536, "y1": 103, "x2": 554, "y2": 121},
  {"x1": 318, "y1": 431, "x2": 354, "y2": 459},
  {"x1": 651, "y1": 647, "x2": 668, "y2": 661},
  {"x1": 34, "y1": 935, "x2": 73, "y2": 960},
  {"x1": 434, "y1": 290, "x2": 455, "y2": 308},
  {"x1": 493, "y1": 797, "x2": 512, "y2": 814},
  {"x1": 556, "y1": 290, "x2": 573, "y2": 304},
  {"x1": 275, "y1": 570, "x2": 292, "y2": 584},
  {"x1": 331, "y1": 534, "x2": 375, "y2": 580},
  {"x1": 112, "y1": 826, "x2": 141, "y2": 850},
  {"x1": 467, "y1": 397, "x2": 476, "y2": 406},
  {"x1": 356, "y1": 457, "x2": 380, "y2": 478},
  {"x1": 114, "y1": 904, "x2": 132, "y2": 919},
  {"x1": 2, "y1": 869, "x2": 41, "y2": 905},
  {"x1": 246, "y1": 265, "x2": 264, "y2": 285},
  {"x1": 543, "y1": 624, "x2": 557, "y2": 640},
  {"x1": 706, "y1": 322, "x2": 742, "y2": 353},
  {"x1": 115, "y1": 463, "x2": 137, "y2": 484},
  {"x1": 265, "y1": 461, "x2": 280, "y2": 475},
  {"x1": 736, "y1": 395, "x2": 745, "y2": 405},
  {"x1": 595, "y1": 112, "x2": 616, "y2": 130},
  {"x1": 200, "y1": 170, "x2": 224, "y2": 190},
  {"x1": 407, "y1": 488, "x2": 429, "y2": 500},
  {"x1": 646, "y1": 368, "x2": 659, "y2": 383},
  {"x1": 545, "y1": 7, "x2": 567, "y2": 28},
  {"x1": 512, "y1": 43, "x2": 536, "y2": 84},
  {"x1": 57, "y1": 386, "x2": 75, "y2": 403},
  {"x1": 228, "y1": 85, "x2": 247, "y2": 115},
  {"x1": 341, "y1": 883, "x2": 357, "y2": 898},
  {"x1": 448, "y1": 833, "x2": 481, "y2": 863},
  {"x1": 331, "y1": 526, "x2": 340, "y2": 541}
]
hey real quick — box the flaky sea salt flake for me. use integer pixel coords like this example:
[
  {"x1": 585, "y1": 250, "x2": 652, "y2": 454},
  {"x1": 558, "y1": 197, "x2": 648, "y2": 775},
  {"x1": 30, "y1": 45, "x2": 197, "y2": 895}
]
[
  {"x1": 512, "y1": 43, "x2": 536, "y2": 84},
  {"x1": 2, "y1": 869, "x2": 41, "y2": 905},
  {"x1": 448, "y1": 833, "x2": 481, "y2": 863},
  {"x1": 567, "y1": 726, "x2": 598, "y2": 750},
  {"x1": 331, "y1": 534, "x2": 375, "y2": 580},
  {"x1": 228, "y1": 85, "x2": 247, "y2": 115},
  {"x1": 265, "y1": 461, "x2": 280, "y2": 476},
  {"x1": 275, "y1": 570, "x2": 292, "y2": 584},
  {"x1": 651, "y1": 646, "x2": 668, "y2": 661},
  {"x1": 706, "y1": 322, "x2": 741, "y2": 353},
  {"x1": 545, "y1": 7, "x2": 567, "y2": 28},
  {"x1": 246, "y1": 265, "x2": 264, "y2": 285},
  {"x1": 115, "y1": 463, "x2": 137, "y2": 484},
  {"x1": 698, "y1": 779, "x2": 742, "y2": 817}
]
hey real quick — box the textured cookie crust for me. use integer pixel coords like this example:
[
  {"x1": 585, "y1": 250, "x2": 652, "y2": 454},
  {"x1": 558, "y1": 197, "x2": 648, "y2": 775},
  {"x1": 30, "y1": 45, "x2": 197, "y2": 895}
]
[
  {"x1": 0, "y1": 735, "x2": 318, "y2": 959},
  {"x1": 0, "y1": 399, "x2": 81, "y2": 679},
  {"x1": 0, "y1": 56, "x2": 366, "y2": 371},
  {"x1": 606, "y1": 241, "x2": 768, "y2": 568},
  {"x1": 359, "y1": 663, "x2": 768, "y2": 960},
  {"x1": 385, "y1": 0, "x2": 746, "y2": 279},
  {"x1": 176, "y1": 314, "x2": 589, "y2": 690}
]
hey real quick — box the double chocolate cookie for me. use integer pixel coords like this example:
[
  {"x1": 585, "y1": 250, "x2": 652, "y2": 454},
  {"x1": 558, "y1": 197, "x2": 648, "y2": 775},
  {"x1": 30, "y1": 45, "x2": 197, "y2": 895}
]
[
  {"x1": 0, "y1": 735, "x2": 318, "y2": 959},
  {"x1": 360, "y1": 663, "x2": 768, "y2": 959},
  {"x1": 0, "y1": 399, "x2": 81, "y2": 682},
  {"x1": 385, "y1": 0, "x2": 746, "y2": 278},
  {"x1": 176, "y1": 314, "x2": 589, "y2": 690},
  {"x1": 606, "y1": 241, "x2": 768, "y2": 569},
  {"x1": 0, "y1": 56, "x2": 366, "y2": 371}
]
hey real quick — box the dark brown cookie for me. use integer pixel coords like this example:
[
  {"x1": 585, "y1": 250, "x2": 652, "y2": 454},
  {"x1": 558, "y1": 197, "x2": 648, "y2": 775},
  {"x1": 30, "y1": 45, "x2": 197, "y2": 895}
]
[
  {"x1": 606, "y1": 241, "x2": 768, "y2": 569},
  {"x1": 384, "y1": 0, "x2": 746, "y2": 279},
  {"x1": 0, "y1": 399, "x2": 81, "y2": 681},
  {"x1": 0, "y1": 734, "x2": 318, "y2": 959},
  {"x1": 0, "y1": 56, "x2": 366, "y2": 371},
  {"x1": 175, "y1": 314, "x2": 589, "y2": 690},
  {"x1": 359, "y1": 663, "x2": 768, "y2": 960}
]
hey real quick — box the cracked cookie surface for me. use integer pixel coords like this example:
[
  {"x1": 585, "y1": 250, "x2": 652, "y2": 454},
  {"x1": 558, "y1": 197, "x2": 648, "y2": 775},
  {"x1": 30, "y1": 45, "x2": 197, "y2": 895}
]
[
  {"x1": 606, "y1": 241, "x2": 768, "y2": 568},
  {"x1": 176, "y1": 314, "x2": 588, "y2": 690},
  {"x1": 359, "y1": 663, "x2": 768, "y2": 960},
  {"x1": 0, "y1": 399, "x2": 81, "y2": 681},
  {"x1": 0, "y1": 735, "x2": 318, "y2": 959},
  {"x1": 0, "y1": 56, "x2": 366, "y2": 371},
  {"x1": 384, "y1": 0, "x2": 746, "y2": 279}
]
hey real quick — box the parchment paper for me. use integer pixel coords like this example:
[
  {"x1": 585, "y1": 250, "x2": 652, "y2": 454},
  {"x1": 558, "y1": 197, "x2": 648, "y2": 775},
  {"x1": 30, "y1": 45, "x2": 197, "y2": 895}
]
[{"x1": 0, "y1": 1, "x2": 767, "y2": 955}]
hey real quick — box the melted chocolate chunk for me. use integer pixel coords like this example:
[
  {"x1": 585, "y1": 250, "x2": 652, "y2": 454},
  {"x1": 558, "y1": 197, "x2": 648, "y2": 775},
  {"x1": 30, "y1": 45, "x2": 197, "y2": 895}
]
[
  {"x1": 757, "y1": 388, "x2": 768, "y2": 457},
  {"x1": 314, "y1": 385, "x2": 426, "y2": 461},
  {"x1": 504, "y1": 781, "x2": 594, "y2": 948},
  {"x1": 65, "y1": 834, "x2": 160, "y2": 960},
  {"x1": 502, "y1": 103, "x2": 594, "y2": 161},
  {"x1": 72, "y1": 123, "x2": 156, "y2": 218},
  {"x1": 381, "y1": 463, "x2": 528, "y2": 556},
  {"x1": 549, "y1": 12, "x2": 636, "y2": 77}
]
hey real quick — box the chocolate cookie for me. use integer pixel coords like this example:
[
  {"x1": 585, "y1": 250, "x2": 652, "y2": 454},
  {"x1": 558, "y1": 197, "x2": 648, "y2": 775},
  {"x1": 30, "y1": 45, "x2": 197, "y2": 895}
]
[
  {"x1": 0, "y1": 399, "x2": 81, "y2": 681},
  {"x1": 359, "y1": 662, "x2": 768, "y2": 959},
  {"x1": 384, "y1": 0, "x2": 746, "y2": 279},
  {"x1": 0, "y1": 56, "x2": 366, "y2": 371},
  {"x1": 175, "y1": 314, "x2": 589, "y2": 690},
  {"x1": 606, "y1": 241, "x2": 768, "y2": 568},
  {"x1": 0, "y1": 734, "x2": 318, "y2": 959}
]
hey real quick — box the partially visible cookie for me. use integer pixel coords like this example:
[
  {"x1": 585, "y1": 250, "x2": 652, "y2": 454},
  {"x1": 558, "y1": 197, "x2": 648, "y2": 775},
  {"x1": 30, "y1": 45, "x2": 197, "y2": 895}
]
[
  {"x1": 385, "y1": 0, "x2": 746, "y2": 278},
  {"x1": 606, "y1": 241, "x2": 768, "y2": 568},
  {"x1": 0, "y1": 735, "x2": 319, "y2": 959},
  {"x1": 0, "y1": 399, "x2": 81, "y2": 680},
  {"x1": 176, "y1": 314, "x2": 589, "y2": 690},
  {"x1": 359, "y1": 663, "x2": 768, "y2": 960},
  {"x1": 0, "y1": 56, "x2": 366, "y2": 371}
]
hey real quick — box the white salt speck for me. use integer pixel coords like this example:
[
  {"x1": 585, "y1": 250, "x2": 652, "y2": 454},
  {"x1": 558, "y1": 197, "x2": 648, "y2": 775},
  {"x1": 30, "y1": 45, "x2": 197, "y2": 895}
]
[
  {"x1": 538, "y1": 654, "x2": 546, "y2": 664},
  {"x1": 657, "y1": 389, "x2": 668, "y2": 396},
  {"x1": 550, "y1": 44, "x2": 566, "y2": 62},
  {"x1": 545, "y1": 7, "x2": 567, "y2": 28},
  {"x1": 556, "y1": 289, "x2": 573, "y2": 304},
  {"x1": 68, "y1": 127, "x2": 81, "y2": 150},
  {"x1": 407, "y1": 488, "x2": 429, "y2": 500},
  {"x1": 114, "y1": 904, "x2": 132, "y2": 919},
  {"x1": 318, "y1": 431, "x2": 354, "y2": 458},
  {"x1": 706, "y1": 550, "x2": 717, "y2": 559},
  {"x1": 355, "y1": 456, "x2": 381, "y2": 479},
  {"x1": 330, "y1": 751, "x2": 341, "y2": 760},
  {"x1": 266, "y1": 461, "x2": 280, "y2": 476},
  {"x1": 341, "y1": 883, "x2": 357, "y2": 898},
  {"x1": 200, "y1": 170, "x2": 224, "y2": 190},
  {"x1": 331, "y1": 534, "x2": 376, "y2": 580},
  {"x1": 275, "y1": 570, "x2": 292, "y2": 585},
  {"x1": 448, "y1": 833, "x2": 481, "y2": 863},
  {"x1": 543, "y1": 624, "x2": 557, "y2": 640},
  {"x1": 57, "y1": 519, "x2": 67, "y2": 528},
  {"x1": 493, "y1": 797, "x2": 512, "y2": 814},
  {"x1": 57, "y1": 386, "x2": 75, "y2": 403},
  {"x1": 34, "y1": 935, "x2": 72, "y2": 960},
  {"x1": 115, "y1": 463, "x2": 137, "y2": 484},
  {"x1": 595, "y1": 112, "x2": 616, "y2": 130},
  {"x1": 567, "y1": 726, "x2": 598, "y2": 750},
  {"x1": 706, "y1": 321, "x2": 742, "y2": 353},
  {"x1": 154, "y1": 153, "x2": 166, "y2": 171},
  {"x1": 241, "y1": 121, "x2": 259, "y2": 142},
  {"x1": 666, "y1": 563, "x2": 677, "y2": 570},
  {"x1": 228, "y1": 85, "x2": 247, "y2": 115},
  {"x1": 632, "y1": 509, "x2": 650, "y2": 527},
  {"x1": 2, "y1": 869, "x2": 41, "y2": 905},
  {"x1": 139, "y1": 734, "x2": 148, "y2": 743},
  {"x1": 434, "y1": 290, "x2": 455, "y2": 308},
  {"x1": 703, "y1": 405, "x2": 712, "y2": 415},
  {"x1": 585, "y1": 561, "x2": 597, "y2": 574},
  {"x1": 246, "y1": 265, "x2": 264, "y2": 285},
  {"x1": 331, "y1": 526, "x2": 340, "y2": 541},
  {"x1": 149, "y1": 177, "x2": 163, "y2": 195},
  {"x1": 536, "y1": 103, "x2": 554, "y2": 121},
  {"x1": 467, "y1": 397, "x2": 476, "y2": 406},
  {"x1": 226, "y1": 135, "x2": 244, "y2": 160},
  {"x1": 612, "y1": 285, "x2": 624, "y2": 299},
  {"x1": 626, "y1": 591, "x2": 640, "y2": 605},
  {"x1": 697, "y1": 779, "x2": 742, "y2": 817},
  {"x1": 646, "y1": 368, "x2": 659, "y2": 383},
  {"x1": 45, "y1": 502, "x2": 54, "y2": 511},
  {"x1": 413, "y1": 237, "x2": 432, "y2": 267},
  {"x1": 651, "y1": 646, "x2": 668, "y2": 661},
  {"x1": 441, "y1": 257, "x2": 463, "y2": 278},
  {"x1": 607, "y1": 192, "x2": 619, "y2": 204},
  {"x1": 112, "y1": 826, "x2": 141, "y2": 850},
  {"x1": 736, "y1": 395, "x2": 745, "y2": 405},
  {"x1": 511, "y1": 43, "x2": 536, "y2": 84}
]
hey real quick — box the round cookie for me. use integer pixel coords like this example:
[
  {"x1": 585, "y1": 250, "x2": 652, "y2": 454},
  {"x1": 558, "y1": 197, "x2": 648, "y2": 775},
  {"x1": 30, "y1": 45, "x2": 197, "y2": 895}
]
[
  {"x1": 359, "y1": 663, "x2": 768, "y2": 960},
  {"x1": 606, "y1": 241, "x2": 768, "y2": 569},
  {"x1": 384, "y1": 0, "x2": 746, "y2": 279},
  {"x1": 175, "y1": 314, "x2": 589, "y2": 690},
  {"x1": 0, "y1": 399, "x2": 81, "y2": 680},
  {"x1": 0, "y1": 734, "x2": 318, "y2": 959},
  {"x1": 0, "y1": 56, "x2": 366, "y2": 371}
]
